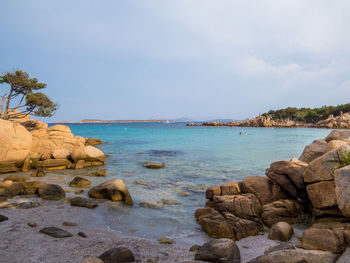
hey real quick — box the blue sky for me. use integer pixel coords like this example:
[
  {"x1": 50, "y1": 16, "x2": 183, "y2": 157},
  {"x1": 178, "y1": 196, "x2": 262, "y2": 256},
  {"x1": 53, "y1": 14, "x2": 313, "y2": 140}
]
[{"x1": 1, "y1": 0, "x2": 350, "y2": 121}]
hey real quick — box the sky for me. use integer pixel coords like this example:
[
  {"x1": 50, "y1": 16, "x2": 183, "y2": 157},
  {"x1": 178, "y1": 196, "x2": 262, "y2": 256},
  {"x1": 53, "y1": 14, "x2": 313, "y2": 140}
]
[{"x1": 1, "y1": 0, "x2": 350, "y2": 121}]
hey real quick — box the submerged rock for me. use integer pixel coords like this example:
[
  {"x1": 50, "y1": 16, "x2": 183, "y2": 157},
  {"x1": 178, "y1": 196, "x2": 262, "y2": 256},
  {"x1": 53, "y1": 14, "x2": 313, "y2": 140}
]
[
  {"x1": 3, "y1": 174, "x2": 29, "y2": 182},
  {"x1": 30, "y1": 169, "x2": 46, "y2": 177},
  {"x1": 157, "y1": 238, "x2": 175, "y2": 244},
  {"x1": 70, "y1": 197, "x2": 98, "y2": 209},
  {"x1": 39, "y1": 226, "x2": 73, "y2": 238},
  {"x1": 17, "y1": 202, "x2": 41, "y2": 209},
  {"x1": 99, "y1": 247, "x2": 135, "y2": 263},
  {"x1": 38, "y1": 184, "x2": 65, "y2": 200},
  {"x1": 143, "y1": 162, "x2": 165, "y2": 169}
]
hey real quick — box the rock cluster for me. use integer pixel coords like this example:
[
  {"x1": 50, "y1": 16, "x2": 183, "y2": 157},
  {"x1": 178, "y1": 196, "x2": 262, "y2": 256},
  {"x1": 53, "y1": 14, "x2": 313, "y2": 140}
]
[
  {"x1": 0, "y1": 118, "x2": 107, "y2": 173},
  {"x1": 196, "y1": 129, "x2": 350, "y2": 259},
  {"x1": 189, "y1": 112, "x2": 350, "y2": 129}
]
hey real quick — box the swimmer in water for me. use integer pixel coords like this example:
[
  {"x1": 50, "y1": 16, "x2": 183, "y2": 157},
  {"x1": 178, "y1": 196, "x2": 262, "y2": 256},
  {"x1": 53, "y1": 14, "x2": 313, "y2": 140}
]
[{"x1": 239, "y1": 132, "x2": 242, "y2": 136}]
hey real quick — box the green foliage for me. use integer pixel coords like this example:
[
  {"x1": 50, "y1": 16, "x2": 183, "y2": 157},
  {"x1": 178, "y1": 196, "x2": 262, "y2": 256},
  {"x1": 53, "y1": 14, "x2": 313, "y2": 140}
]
[
  {"x1": 262, "y1": 103, "x2": 350, "y2": 123},
  {"x1": 26, "y1": 92, "x2": 57, "y2": 117},
  {"x1": 337, "y1": 149, "x2": 350, "y2": 169},
  {"x1": 0, "y1": 70, "x2": 57, "y2": 119}
]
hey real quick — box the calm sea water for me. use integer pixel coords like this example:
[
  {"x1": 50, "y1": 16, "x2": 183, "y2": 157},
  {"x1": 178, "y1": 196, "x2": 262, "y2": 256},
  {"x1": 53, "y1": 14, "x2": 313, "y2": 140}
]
[{"x1": 59, "y1": 122, "x2": 330, "y2": 245}]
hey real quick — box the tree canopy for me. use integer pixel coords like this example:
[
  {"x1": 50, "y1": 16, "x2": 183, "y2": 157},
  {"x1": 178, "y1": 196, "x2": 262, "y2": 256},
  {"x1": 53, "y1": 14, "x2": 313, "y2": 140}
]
[
  {"x1": 262, "y1": 103, "x2": 350, "y2": 123},
  {"x1": 0, "y1": 70, "x2": 57, "y2": 120}
]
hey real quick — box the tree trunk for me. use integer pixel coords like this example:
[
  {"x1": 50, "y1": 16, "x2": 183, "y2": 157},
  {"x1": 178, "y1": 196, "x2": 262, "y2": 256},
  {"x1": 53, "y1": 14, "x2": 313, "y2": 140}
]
[
  {"x1": 3, "y1": 86, "x2": 13, "y2": 120},
  {"x1": 0, "y1": 95, "x2": 5, "y2": 119}
]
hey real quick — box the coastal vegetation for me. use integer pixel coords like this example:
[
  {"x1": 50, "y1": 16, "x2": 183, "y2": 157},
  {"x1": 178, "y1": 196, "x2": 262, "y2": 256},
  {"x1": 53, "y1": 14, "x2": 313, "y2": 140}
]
[
  {"x1": 0, "y1": 70, "x2": 57, "y2": 120},
  {"x1": 262, "y1": 103, "x2": 350, "y2": 123}
]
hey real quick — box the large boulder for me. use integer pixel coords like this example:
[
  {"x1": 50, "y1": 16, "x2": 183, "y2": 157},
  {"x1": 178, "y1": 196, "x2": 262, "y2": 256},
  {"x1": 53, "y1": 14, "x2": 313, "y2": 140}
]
[
  {"x1": 306, "y1": 181, "x2": 337, "y2": 209},
  {"x1": 242, "y1": 176, "x2": 287, "y2": 205},
  {"x1": 269, "y1": 160, "x2": 306, "y2": 189},
  {"x1": 88, "y1": 179, "x2": 133, "y2": 205},
  {"x1": 299, "y1": 139, "x2": 328, "y2": 163},
  {"x1": 261, "y1": 199, "x2": 303, "y2": 227},
  {"x1": 0, "y1": 119, "x2": 32, "y2": 169},
  {"x1": 334, "y1": 166, "x2": 350, "y2": 216},
  {"x1": 194, "y1": 239, "x2": 240, "y2": 263},
  {"x1": 325, "y1": 130, "x2": 350, "y2": 143},
  {"x1": 301, "y1": 227, "x2": 346, "y2": 254},
  {"x1": 302, "y1": 146, "x2": 350, "y2": 183},
  {"x1": 213, "y1": 193, "x2": 262, "y2": 221},
  {"x1": 195, "y1": 208, "x2": 262, "y2": 240},
  {"x1": 247, "y1": 249, "x2": 336, "y2": 263}
]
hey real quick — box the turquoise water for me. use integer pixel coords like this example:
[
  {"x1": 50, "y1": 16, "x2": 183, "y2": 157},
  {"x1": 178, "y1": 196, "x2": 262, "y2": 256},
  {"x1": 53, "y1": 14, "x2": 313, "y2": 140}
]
[{"x1": 62, "y1": 123, "x2": 330, "y2": 244}]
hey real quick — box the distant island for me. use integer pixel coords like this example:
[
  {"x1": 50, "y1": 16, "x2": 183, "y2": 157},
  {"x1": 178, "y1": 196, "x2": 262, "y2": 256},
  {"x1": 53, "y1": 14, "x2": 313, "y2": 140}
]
[
  {"x1": 188, "y1": 103, "x2": 350, "y2": 129},
  {"x1": 53, "y1": 119, "x2": 175, "y2": 124}
]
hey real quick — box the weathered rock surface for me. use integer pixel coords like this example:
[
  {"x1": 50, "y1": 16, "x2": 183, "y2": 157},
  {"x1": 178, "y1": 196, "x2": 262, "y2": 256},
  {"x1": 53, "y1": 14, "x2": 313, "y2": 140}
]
[
  {"x1": 0, "y1": 118, "x2": 106, "y2": 173},
  {"x1": 88, "y1": 179, "x2": 133, "y2": 205},
  {"x1": 85, "y1": 138, "x2": 103, "y2": 146},
  {"x1": 334, "y1": 166, "x2": 350, "y2": 216},
  {"x1": 214, "y1": 193, "x2": 262, "y2": 220},
  {"x1": 195, "y1": 208, "x2": 262, "y2": 240},
  {"x1": 301, "y1": 227, "x2": 346, "y2": 254},
  {"x1": 325, "y1": 130, "x2": 350, "y2": 142},
  {"x1": 268, "y1": 222, "x2": 293, "y2": 242},
  {"x1": 69, "y1": 177, "x2": 91, "y2": 188},
  {"x1": 194, "y1": 239, "x2": 240, "y2": 263},
  {"x1": 303, "y1": 149, "x2": 340, "y2": 183},
  {"x1": 39, "y1": 226, "x2": 73, "y2": 238},
  {"x1": 299, "y1": 139, "x2": 328, "y2": 163},
  {"x1": 242, "y1": 176, "x2": 287, "y2": 205},
  {"x1": 247, "y1": 249, "x2": 336, "y2": 263},
  {"x1": 99, "y1": 247, "x2": 135, "y2": 263},
  {"x1": 261, "y1": 199, "x2": 303, "y2": 227},
  {"x1": 0, "y1": 119, "x2": 32, "y2": 172},
  {"x1": 306, "y1": 181, "x2": 337, "y2": 209}
]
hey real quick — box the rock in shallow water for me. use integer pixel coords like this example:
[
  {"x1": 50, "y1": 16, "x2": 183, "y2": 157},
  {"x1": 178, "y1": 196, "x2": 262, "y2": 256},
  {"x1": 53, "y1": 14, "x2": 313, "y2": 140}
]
[
  {"x1": 157, "y1": 238, "x2": 175, "y2": 244},
  {"x1": 17, "y1": 202, "x2": 41, "y2": 209},
  {"x1": 143, "y1": 162, "x2": 165, "y2": 169},
  {"x1": 70, "y1": 197, "x2": 98, "y2": 209},
  {"x1": 88, "y1": 179, "x2": 133, "y2": 205},
  {"x1": 39, "y1": 226, "x2": 73, "y2": 238},
  {"x1": 99, "y1": 247, "x2": 135, "y2": 263},
  {"x1": 69, "y1": 176, "x2": 91, "y2": 187},
  {"x1": 194, "y1": 238, "x2": 240, "y2": 263},
  {"x1": 38, "y1": 184, "x2": 65, "y2": 200}
]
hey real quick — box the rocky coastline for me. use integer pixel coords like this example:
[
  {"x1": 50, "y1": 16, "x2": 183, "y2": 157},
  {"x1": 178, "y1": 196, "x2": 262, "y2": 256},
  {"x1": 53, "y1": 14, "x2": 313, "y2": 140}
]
[
  {"x1": 1, "y1": 116, "x2": 350, "y2": 262},
  {"x1": 195, "y1": 129, "x2": 350, "y2": 262},
  {"x1": 187, "y1": 112, "x2": 350, "y2": 129}
]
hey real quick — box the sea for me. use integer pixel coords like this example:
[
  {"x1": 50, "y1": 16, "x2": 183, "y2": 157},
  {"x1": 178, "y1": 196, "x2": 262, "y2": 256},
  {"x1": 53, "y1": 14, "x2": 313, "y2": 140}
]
[{"x1": 56, "y1": 122, "x2": 330, "y2": 245}]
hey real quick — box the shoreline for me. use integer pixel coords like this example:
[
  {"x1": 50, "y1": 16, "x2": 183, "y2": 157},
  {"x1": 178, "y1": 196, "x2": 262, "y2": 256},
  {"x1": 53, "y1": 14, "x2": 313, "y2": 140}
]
[{"x1": 0, "y1": 192, "x2": 304, "y2": 263}]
